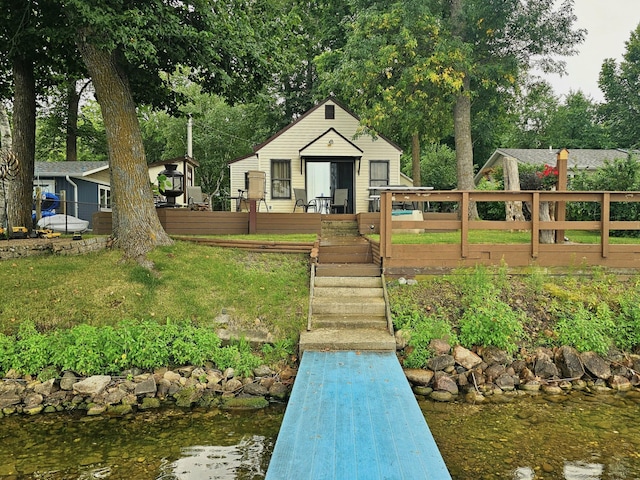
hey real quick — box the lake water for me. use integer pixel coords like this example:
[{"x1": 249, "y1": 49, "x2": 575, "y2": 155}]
[{"x1": 0, "y1": 392, "x2": 639, "y2": 479}]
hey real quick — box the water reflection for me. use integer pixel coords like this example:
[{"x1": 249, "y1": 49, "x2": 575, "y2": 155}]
[
  {"x1": 0, "y1": 394, "x2": 639, "y2": 479},
  {"x1": 159, "y1": 436, "x2": 268, "y2": 480}
]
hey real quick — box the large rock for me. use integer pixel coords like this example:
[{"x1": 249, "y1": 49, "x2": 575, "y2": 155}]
[
  {"x1": 534, "y1": 357, "x2": 559, "y2": 379},
  {"x1": 404, "y1": 369, "x2": 434, "y2": 386},
  {"x1": 495, "y1": 374, "x2": 515, "y2": 391},
  {"x1": 73, "y1": 376, "x2": 111, "y2": 396},
  {"x1": 134, "y1": 376, "x2": 157, "y2": 396},
  {"x1": 485, "y1": 364, "x2": 506, "y2": 381},
  {"x1": 480, "y1": 347, "x2": 510, "y2": 365},
  {"x1": 433, "y1": 372, "x2": 458, "y2": 395},
  {"x1": 453, "y1": 345, "x2": 482, "y2": 370},
  {"x1": 0, "y1": 394, "x2": 21, "y2": 409},
  {"x1": 427, "y1": 354, "x2": 455, "y2": 372},
  {"x1": 580, "y1": 352, "x2": 611, "y2": 380},
  {"x1": 60, "y1": 371, "x2": 78, "y2": 391},
  {"x1": 34, "y1": 379, "x2": 57, "y2": 396},
  {"x1": 555, "y1": 346, "x2": 585, "y2": 379},
  {"x1": 429, "y1": 339, "x2": 451, "y2": 355},
  {"x1": 243, "y1": 382, "x2": 269, "y2": 396}
]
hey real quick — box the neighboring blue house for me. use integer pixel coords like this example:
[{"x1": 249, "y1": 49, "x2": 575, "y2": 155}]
[{"x1": 34, "y1": 161, "x2": 110, "y2": 228}]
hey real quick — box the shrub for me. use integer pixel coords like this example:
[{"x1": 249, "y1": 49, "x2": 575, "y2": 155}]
[
  {"x1": 459, "y1": 297, "x2": 525, "y2": 355},
  {"x1": 13, "y1": 321, "x2": 53, "y2": 375},
  {"x1": 403, "y1": 315, "x2": 458, "y2": 369},
  {"x1": 612, "y1": 290, "x2": 640, "y2": 352},
  {"x1": 553, "y1": 301, "x2": 614, "y2": 355}
]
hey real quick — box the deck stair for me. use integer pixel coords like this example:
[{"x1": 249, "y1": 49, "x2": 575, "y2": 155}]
[{"x1": 299, "y1": 219, "x2": 394, "y2": 353}]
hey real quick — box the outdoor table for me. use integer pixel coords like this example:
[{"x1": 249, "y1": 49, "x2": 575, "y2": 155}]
[{"x1": 315, "y1": 195, "x2": 332, "y2": 214}]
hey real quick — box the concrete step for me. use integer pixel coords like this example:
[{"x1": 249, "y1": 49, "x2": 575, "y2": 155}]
[
  {"x1": 313, "y1": 286, "x2": 383, "y2": 298},
  {"x1": 318, "y1": 250, "x2": 373, "y2": 264},
  {"x1": 314, "y1": 276, "x2": 382, "y2": 288},
  {"x1": 311, "y1": 296, "x2": 386, "y2": 316},
  {"x1": 315, "y1": 264, "x2": 381, "y2": 277},
  {"x1": 299, "y1": 328, "x2": 396, "y2": 353},
  {"x1": 312, "y1": 315, "x2": 388, "y2": 329}
]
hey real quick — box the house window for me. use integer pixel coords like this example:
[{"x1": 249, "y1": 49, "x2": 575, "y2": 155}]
[
  {"x1": 325, "y1": 105, "x2": 335, "y2": 119},
  {"x1": 369, "y1": 160, "x2": 389, "y2": 189},
  {"x1": 99, "y1": 185, "x2": 112, "y2": 211},
  {"x1": 271, "y1": 160, "x2": 291, "y2": 199}
]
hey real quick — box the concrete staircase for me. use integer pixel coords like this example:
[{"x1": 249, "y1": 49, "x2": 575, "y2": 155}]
[{"x1": 299, "y1": 220, "x2": 395, "y2": 353}]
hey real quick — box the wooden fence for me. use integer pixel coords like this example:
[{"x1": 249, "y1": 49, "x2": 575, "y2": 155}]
[{"x1": 377, "y1": 190, "x2": 640, "y2": 273}]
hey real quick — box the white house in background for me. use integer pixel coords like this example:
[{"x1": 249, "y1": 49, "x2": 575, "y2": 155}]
[
  {"x1": 228, "y1": 97, "x2": 407, "y2": 214},
  {"x1": 148, "y1": 155, "x2": 200, "y2": 205}
]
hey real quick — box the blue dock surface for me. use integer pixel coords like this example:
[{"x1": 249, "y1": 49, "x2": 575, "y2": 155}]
[{"x1": 266, "y1": 351, "x2": 451, "y2": 479}]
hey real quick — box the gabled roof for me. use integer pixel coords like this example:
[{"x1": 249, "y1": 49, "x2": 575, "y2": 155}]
[
  {"x1": 34, "y1": 161, "x2": 109, "y2": 177},
  {"x1": 229, "y1": 97, "x2": 401, "y2": 164},
  {"x1": 475, "y1": 148, "x2": 634, "y2": 184},
  {"x1": 299, "y1": 128, "x2": 364, "y2": 158}
]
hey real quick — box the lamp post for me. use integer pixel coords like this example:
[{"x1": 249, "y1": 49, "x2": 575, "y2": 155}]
[{"x1": 158, "y1": 164, "x2": 184, "y2": 207}]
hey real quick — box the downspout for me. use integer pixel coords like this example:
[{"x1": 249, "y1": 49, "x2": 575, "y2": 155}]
[{"x1": 65, "y1": 176, "x2": 79, "y2": 217}]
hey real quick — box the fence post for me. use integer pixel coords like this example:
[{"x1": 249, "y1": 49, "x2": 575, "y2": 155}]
[
  {"x1": 555, "y1": 148, "x2": 568, "y2": 243},
  {"x1": 532, "y1": 192, "x2": 539, "y2": 258},
  {"x1": 461, "y1": 192, "x2": 469, "y2": 258},
  {"x1": 601, "y1": 192, "x2": 610, "y2": 258}
]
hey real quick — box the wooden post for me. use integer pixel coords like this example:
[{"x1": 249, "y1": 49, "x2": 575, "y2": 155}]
[
  {"x1": 461, "y1": 192, "x2": 469, "y2": 258},
  {"x1": 532, "y1": 192, "x2": 539, "y2": 258},
  {"x1": 248, "y1": 200, "x2": 257, "y2": 234},
  {"x1": 35, "y1": 187, "x2": 42, "y2": 223},
  {"x1": 380, "y1": 191, "x2": 393, "y2": 262},
  {"x1": 555, "y1": 148, "x2": 568, "y2": 243},
  {"x1": 602, "y1": 192, "x2": 610, "y2": 258}
]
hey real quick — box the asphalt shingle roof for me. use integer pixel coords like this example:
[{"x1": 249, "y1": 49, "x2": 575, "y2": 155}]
[{"x1": 34, "y1": 161, "x2": 109, "y2": 177}]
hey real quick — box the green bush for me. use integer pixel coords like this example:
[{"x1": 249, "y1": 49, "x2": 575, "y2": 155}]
[
  {"x1": 0, "y1": 333, "x2": 15, "y2": 376},
  {"x1": 403, "y1": 315, "x2": 458, "y2": 369},
  {"x1": 459, "y1": 298, "x2": 525, "y2": 355},
  {"x1": 612, "y1": 291, "x2": 640, "y2": 352},
  {"x1": 553, "y1": 302, "x2": 614, "y2": 355},
  {"x1": 13, "y1": 321, "x2": 53, "y2": 375}
]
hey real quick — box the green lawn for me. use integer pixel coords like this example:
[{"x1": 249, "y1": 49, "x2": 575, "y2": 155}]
[
  {"x1": 367, "y1": 230, "x2": 640, "y2": 245},
  {"x1": 0, "y1": 241, "x2": 310, "y2": 339}
]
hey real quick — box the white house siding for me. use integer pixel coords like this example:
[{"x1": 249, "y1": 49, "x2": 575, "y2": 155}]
[{"x1": 233, "y1": 99, "x2": 402, "y2": 213}]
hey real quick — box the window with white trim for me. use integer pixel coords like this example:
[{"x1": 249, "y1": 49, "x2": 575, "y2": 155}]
[
  {"x1": 369, "y1": 160, "x2": 389, "y2": 189},
  {"x1": 99, "y1": 185, "x2": 112, "y2": 211},
  {"x1": 271, "y1": 160, "x2": 291, "y2": 199}
]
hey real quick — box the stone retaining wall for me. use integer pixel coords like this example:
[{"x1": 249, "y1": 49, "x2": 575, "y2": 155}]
[
  {"x1": 0, "y1": 237, "x2": 109, "y2": 261},
  {"x1": 403, "y1": 341, "x2": 640, "y2": 403},
  {"x1": 0, "y1": 363, "x2": 296, "y2": 417}
]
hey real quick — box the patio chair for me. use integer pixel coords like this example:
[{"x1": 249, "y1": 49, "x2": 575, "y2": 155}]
[
  {"x1": 293, "y1": 188, "x2": 316, "y2": 212},
  {"x1": 331, "y1": 188, "x2": 349, "y2": 214},
  {"x1": 187, "y1": 186, "x2": 209, "y2": 210}
]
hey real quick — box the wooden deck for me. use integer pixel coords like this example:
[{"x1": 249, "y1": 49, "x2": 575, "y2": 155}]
[{"x1": 266, "y1": 351, "x2": 451, "y2": 479}]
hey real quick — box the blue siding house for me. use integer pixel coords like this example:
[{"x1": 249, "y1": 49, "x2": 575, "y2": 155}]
[{"x1": 34, "y1": 161, "x2": 110, "y2": 229}]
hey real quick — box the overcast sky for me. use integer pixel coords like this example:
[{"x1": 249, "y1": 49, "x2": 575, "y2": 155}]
[{"x1": 543, "y1": 0, "x2": 640, "y2": 102}]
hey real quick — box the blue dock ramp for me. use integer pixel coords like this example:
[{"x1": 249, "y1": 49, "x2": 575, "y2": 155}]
[{"x1": 266, "y1": 350, "x2": 451, "y2": 479}]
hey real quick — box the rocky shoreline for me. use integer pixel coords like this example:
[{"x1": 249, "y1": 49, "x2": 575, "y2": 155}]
[
  {"x1": 0, "y1": 363, "x2": 297, "y2": 418},
  {"x1": 403, "y1": 341, "x2": 640, "y2": 403},
  {"x1": 2, "y1": 343, "x2": 640, "y2": 418}
]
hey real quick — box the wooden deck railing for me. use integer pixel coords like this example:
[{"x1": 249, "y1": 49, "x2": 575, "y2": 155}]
[{"x1": 378, "y1": 190, "x2": 640, "y2": 272}]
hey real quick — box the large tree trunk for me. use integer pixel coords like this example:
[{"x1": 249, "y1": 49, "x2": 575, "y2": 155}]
[
  {"x1": 503, "y1": 156, "x2": 525, "y2": 223},
  {"x1": 8, "y1": 56, "x2": 36, "y2": 232},
  {"x1": 451, "y1": 0, "x2": 479, "y2": 220},
  {"x1": 0, "y1": 103, "x2": 12, "y2": 229},
  {"x1": 77, "y1": 41, "x2": 171, "y2": 263},
  {"x1": 411, "y1": 132, "x2": 421, "y2": 187}
]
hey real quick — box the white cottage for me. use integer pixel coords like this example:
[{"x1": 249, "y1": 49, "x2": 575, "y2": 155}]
[{"x1": 228, "y1": 98, "x2": 406, "y2": 214}]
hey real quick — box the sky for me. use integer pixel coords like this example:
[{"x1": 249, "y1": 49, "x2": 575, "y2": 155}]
[{"x1": 543, "y1": 0, "x2": 640, "y2": 102}]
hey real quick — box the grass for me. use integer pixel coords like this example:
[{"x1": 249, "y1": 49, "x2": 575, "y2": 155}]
[
  {"x1": 0, "y1": 241, "x2": 310, "y2": 339},
  {"x1": 188, "y1": 234, "x2": 318, "y2": 242},
  {"x1": 367, "y1": 230, "x2": 640, "y2": 244}
]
